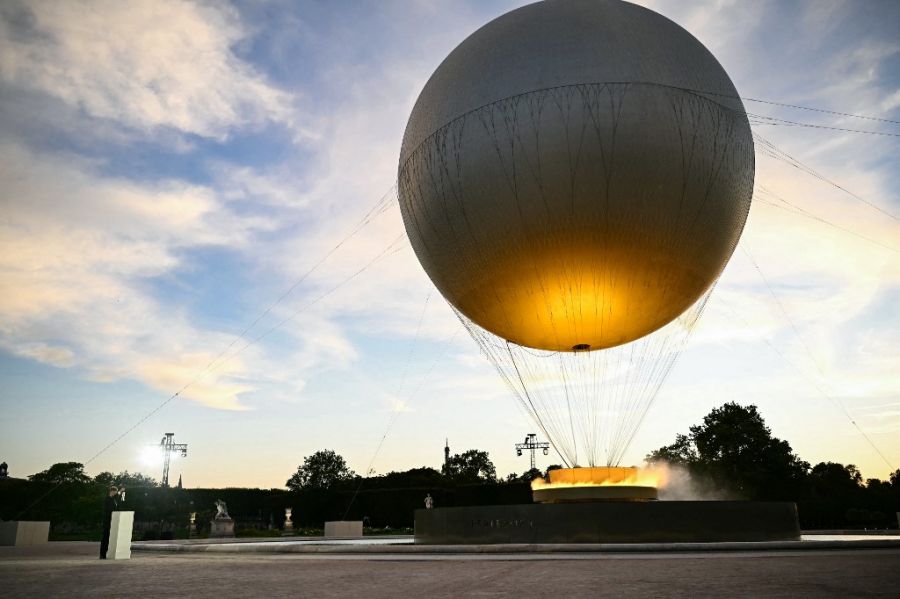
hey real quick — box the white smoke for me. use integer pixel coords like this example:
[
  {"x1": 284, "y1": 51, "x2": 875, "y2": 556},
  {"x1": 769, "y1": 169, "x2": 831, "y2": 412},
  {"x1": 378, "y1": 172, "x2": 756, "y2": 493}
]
[{"x1": 647, "y1": 461, "x2": 735, "y2": 501}]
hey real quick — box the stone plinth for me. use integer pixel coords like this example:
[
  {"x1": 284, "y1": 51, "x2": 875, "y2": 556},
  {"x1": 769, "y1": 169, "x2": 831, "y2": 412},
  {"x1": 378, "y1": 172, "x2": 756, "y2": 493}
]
[
  {"x1": 282, "y1": 507, "x2": 294, "y2": 536},
  {"x1": 415, "y1": 501, "x2": 800, "y2": 544},
  {"x1": 210, "y1": 518, "x2": 235, "y2": 538},
  {"x1": 324, "y1": 520, "x2": 363, "y2": 538},
  {"x1": 108, "y1": 511, "x2": 134, "y2": 559},
  {"x1": 0, "y1": 521, "x2": 50, "y2": 546}
]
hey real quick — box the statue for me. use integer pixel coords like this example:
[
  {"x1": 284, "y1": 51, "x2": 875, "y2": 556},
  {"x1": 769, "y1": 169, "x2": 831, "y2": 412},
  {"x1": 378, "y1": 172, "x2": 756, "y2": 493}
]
[
  {"x1": 210, "y1": 500, "x2": 234, "y2": 538},
  {"x1": 424, "y1": 494, "x2": 434, "y2": 509},
  {"x1": 214, "y1": 499, "x2": 230, "y2": 520}
]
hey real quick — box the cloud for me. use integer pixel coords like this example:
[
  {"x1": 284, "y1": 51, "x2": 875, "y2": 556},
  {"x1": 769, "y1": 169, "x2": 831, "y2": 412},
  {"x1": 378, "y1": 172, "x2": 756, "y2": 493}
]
[
  {"x1": 0, "y1": 0, "x2": 426, "y2": 414},
  {"x1": 0, "y1": 0, "x2": 299, "y2": 141},
  {"x1": 135, "y1": 352, "x2": 252, "y2": 412},
  {"x1": 14, "y1": 343, "x2": 75, "y2": 368},
  {"x1": 0, "y1": 141, "x2": 278, "y2": 311},
  {"x1": 0, "y1": 141, "x2": 285, "y2": 410}
]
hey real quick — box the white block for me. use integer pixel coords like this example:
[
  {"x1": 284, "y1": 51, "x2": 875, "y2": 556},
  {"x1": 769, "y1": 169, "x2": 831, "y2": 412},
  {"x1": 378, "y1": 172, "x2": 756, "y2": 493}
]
[
  {"x1": 0, "y1": 521, "x2": 50, "y2": 546},
  {"x1": 108, "y1": 511, "x2": 134, "y2": 560},
  {"x1": 324, "y1": 520, "x2": 363, "y2": 538},
  {"x1": 29, "y1": 521, "x2": 50, "y2": 545}
]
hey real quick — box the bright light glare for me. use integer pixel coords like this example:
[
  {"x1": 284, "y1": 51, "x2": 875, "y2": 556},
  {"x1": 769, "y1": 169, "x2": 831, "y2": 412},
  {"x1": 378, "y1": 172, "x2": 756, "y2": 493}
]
[{"x1": 140, "y1": 445, "x2": 163, "y2": 467}]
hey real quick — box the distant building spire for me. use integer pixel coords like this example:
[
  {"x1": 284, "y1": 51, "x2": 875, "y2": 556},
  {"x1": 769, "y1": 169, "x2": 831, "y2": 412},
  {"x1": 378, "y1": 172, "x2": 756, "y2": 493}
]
[
  {"x1": 177, "y1": 474, "x2": 183, "y2": 489},
  {"x1": 444, "y1": 438, "x2": 450, "y2": 472}
]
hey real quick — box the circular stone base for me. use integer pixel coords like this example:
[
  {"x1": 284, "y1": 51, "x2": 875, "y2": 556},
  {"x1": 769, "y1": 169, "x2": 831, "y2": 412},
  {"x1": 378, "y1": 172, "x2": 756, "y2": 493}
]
[
  {"x1": 414, "y1": 501, "x2": 801, "y2": 544},
  {"x1": 533, "y1": 485, "x2": 658, "y2": 503}
]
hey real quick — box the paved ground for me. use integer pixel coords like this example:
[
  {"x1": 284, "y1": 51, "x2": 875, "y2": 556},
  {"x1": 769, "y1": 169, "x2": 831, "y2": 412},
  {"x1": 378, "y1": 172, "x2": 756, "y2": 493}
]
[{"x1": 3, "y1": 542, "x2": 899, "y2": 598}]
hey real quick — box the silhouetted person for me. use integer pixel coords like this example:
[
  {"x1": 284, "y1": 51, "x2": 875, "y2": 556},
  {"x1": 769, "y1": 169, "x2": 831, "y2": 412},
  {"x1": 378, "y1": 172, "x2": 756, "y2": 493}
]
[{"x1": 100, "y1": 485, "x2": 122, "y2": 559}]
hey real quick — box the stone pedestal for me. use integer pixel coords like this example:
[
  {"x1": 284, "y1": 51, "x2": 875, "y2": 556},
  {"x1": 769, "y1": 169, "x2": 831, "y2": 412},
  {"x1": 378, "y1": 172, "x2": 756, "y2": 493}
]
[
  {"x1": 282, "y1": 507, "x2": 294, "y2": 536},
  {"x1": 209, "y1": 518, "x2": 235, "y2": 538},
  {"x1": 0, "y1": 521, "x2": 50, "y2": 546},
  {"x1": 415, "y1": 501, "x2": 801, "y2": 544},
  {"x1": 324, "y1": 520, "x2": 363, "y2": 538},
  {"x1": 108, "y1": 511, "x2": 134, "y2": 559},
  {"x1": 188, "y1": 512, "x2": 198, "y2": 539}
]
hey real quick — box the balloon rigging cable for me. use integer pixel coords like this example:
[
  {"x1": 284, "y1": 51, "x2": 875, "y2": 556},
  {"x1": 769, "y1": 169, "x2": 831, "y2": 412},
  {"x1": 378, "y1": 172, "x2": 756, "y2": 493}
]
[
  {"x1": 752, "y1": 133, "x2": 897, "y2": 221},
  {"x1": 725, "y1": 246, "x2": 895, "y2": 472},
  {"x1": 753, "y1": 186, "x2": 898, "y2": 254}
]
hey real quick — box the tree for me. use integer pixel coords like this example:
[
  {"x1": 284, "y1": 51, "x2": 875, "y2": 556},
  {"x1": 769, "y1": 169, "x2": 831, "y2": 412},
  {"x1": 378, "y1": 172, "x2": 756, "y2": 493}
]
[
  {"x1": 889, "y1": 469, "x2": 900, "y2": 487},
  {"x1": 520, "y1": 468, "x2": 543, "y2": 482},
  {"x1": 118, "y1": 471, "x2": 159, "y2": 487},
  {"x1": 808, "y1": 462, "x2": 863, "y2": 504},
  {"x1": 94, "y1": 471, "x2": 158, "y2": 488},
  {"x1": 369, "y1": 467, "x2": 443, "y2": 489},
  {"x1": 28, "y1": 462, "x2": 91, "y2": 485},
  {"x1": 94, "y1": 471, "x2": 115, "y2": 486},
  {"x1": 286, "y1": 450, "x2": 355, "y2": 491},
  {"x1": 646, "y1": 434, "x2": 695, "y2": 466},
  {"x1": 647, "y1": 403, "x2": 809, "y2": 500},
  {"x1": 504, "y1": 468, "x2": 542, "y2": 483},
  {"x1": 442, "y1": 449, "x2": 496, "y2": 483},
  {"x1": 805, "y1": 462, "x2": 869, "y2": 527}
]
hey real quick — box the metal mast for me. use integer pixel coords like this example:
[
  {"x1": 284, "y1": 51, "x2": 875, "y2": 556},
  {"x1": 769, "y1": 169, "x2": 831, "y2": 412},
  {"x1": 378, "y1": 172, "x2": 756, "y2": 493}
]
[
  {"x1": 515, "y1": 433, "x2": 549, "y2": 470},
  {"x1": 159, "y1": 433, "x2": 188, "y2": 487}
]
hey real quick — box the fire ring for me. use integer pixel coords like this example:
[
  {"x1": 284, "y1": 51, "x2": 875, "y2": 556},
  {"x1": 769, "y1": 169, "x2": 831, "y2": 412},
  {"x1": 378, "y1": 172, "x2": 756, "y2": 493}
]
[
  {"x1": 532, "y1": 466, "x2": 659, "y2": 503},
  {"x1": 533, "y1": 484, "x2": 658, "y2": 503}
]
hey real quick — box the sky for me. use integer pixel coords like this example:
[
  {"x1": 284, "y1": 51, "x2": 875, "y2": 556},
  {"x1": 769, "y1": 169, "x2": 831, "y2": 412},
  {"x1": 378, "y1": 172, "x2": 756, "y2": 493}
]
[{"x1": 0, "y1": 0, "x2": 898, "y2": 489}]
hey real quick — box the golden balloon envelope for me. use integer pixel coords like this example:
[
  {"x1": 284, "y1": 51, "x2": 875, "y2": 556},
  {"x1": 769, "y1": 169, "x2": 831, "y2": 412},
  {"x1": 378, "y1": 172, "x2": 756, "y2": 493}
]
[{"x1": 399, "y1": 0, "x2": 754, "y2": 351}]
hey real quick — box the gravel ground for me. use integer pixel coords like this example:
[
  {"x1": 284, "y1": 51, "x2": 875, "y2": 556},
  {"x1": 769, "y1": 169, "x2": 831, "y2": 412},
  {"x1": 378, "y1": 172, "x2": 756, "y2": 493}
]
[{"x1": 2, "y1": 542, "x2": 899, "y2": 598}]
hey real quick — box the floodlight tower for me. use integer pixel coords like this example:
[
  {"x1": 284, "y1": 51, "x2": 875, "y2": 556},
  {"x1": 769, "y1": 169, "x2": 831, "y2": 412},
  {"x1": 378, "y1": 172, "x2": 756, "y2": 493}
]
[
  {"x1": 159, "y1": 433, "x2": 188, "y2": 487},
  {"x1": 515, "y1": 433, "x2": 549, "y2": 470}
]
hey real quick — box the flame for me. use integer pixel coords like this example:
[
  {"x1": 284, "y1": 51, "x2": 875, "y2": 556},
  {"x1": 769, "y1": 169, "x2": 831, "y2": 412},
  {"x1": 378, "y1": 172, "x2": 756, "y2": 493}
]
[{"x1": 531, "y1": 466, "x2": 666, "y2": 490}]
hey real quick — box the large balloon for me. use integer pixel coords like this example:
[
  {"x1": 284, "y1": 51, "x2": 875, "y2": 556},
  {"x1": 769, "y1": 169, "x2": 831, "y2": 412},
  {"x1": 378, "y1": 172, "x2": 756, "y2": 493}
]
[{"x1": 398, "y1": 0, "x2": 754, "y2": 352}]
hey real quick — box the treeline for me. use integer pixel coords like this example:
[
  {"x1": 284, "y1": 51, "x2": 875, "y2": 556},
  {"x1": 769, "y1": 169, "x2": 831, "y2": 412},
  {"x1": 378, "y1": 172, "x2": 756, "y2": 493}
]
[
  {"x1": 648, "y1": 402, "x2": 900, "y2": 528},
  {"x1": 2, "y1": 402, "x2": 898, "y2": 534},
  {"x1": 0, "y1": 470, "x2": 530, "y2": 538},
  {"x1": 0, "y1": 448, "x2": 529, "y2": 537}
]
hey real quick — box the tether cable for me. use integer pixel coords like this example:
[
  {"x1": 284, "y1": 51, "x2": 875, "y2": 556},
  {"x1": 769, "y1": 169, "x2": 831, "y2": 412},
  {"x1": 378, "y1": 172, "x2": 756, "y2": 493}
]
[{"x1": 740, "y1": 245, "x2": 895, "y2": 471}]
